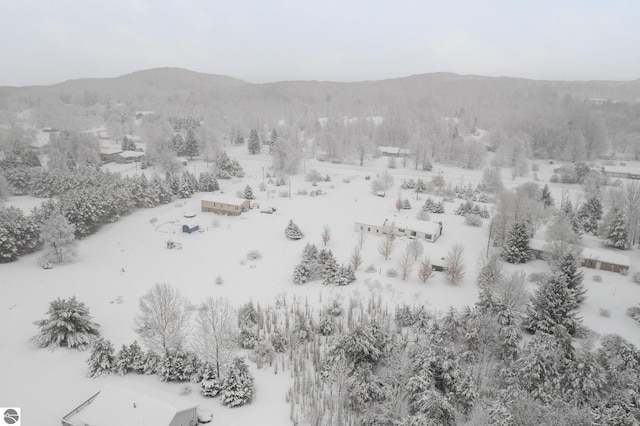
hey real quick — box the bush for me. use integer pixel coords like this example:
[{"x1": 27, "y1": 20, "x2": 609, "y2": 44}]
[
  {"x1": 365, "y1": 264, "x2": 377, "y2": 273},
  {"x1": 592, "y1": 275, "x2": 603, "y2": 283},
  {"x1": 599, "y1": 308, "x2": 611, "y2": 318},
  {"x1": 279, "y1": 190, "x2": 289, "y2": 198},
  {"x1": 305, "y1": 169, "x2": 323, "y2": 182},
  {"x1": 296, "y1": 189, "x2": 309, "y2": 195},
  {"x1": 465, "y1": 214, "x2": 483, "y2": 227},
  {"x1": 550, "y1": 174, "x2": 559, "y2": 183},
  {"x1": 386, "y1": 268, "x2": 398, "y2": 278},
  {"x1": 246, "y1": 250, "x2": 262, "y2": 261},
  {"x1": 633, "y1": 272, "x2": 640, "y2": 284},
  {"x1": 416, "y1": 210, "x2": 431, "y2": 221},
  {"x1": 249, "y1": 341, "x2": 275, "y2": 368},
  {"x1": 215, "y1": 275, "x2": 223, "y2": 285}
]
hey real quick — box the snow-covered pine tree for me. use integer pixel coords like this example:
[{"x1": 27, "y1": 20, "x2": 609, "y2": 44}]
[
  {"x1": 269, "y1": 128, "x2": 278, "y2": 147},
  {"x1": 87, "y1": 337, "x2": 115, "y2": 377},
  {"x1": 184, "y1": 128, "x2": 200, "y2": 159},
  {"x1": 577, "y1": 196, "x2": 602, "y2": 234},
  {"x1": 403, "y1": 198, "x2": 412, "y2": 209},
  {"x1": 198, "y1": 172, "x2": 219, "y2": 192},
  {"x1": 318, "y1": 249, "x2": 339, "y2": 284},
  {"x1": 121, "y1": 135, "x2": 136, "y2": 151},
  {"x1": 292, "y1": 262, "x2": 310, "y2": 285},
  {"x1": 142, "y1": 351, "x2": 160, "y2": 375},
  {"x1": 334, "y1": 265, "x2": 356, "y2": 286},
  {"x1": 234, "y1": 133, "x2": 245, "y2": 146},
  {"x1": 160, "y1": 349, "x2": 200, "y2": 382},
  {"x1": 201, "y1": 360, "x2": 223, "y2": 397},
  {"x1": 221, "y1": 357, "x2": 255, "y2": 407},
  {"x1": 172, "y1": 133, "x2": 186, "y2": 157},
  {"x1": 40, "y1": 213, "x2": 77, "y2": 267},
  {"x1": 285, "y1": 219, "x2": 304, "y2": 240},
  {"x1": 602, "y1": 207, "x2": 630, "y2": 249},
  {"x1": 248, "y1": 129, "x2": 261, "y2": 154},
  {"x1": 553, "y1": 250, "x2": 586, "y2": 308},
  {"x1": 128, "y1": 340, "x2": 145, "y2": 373},
  {"x1": 244, "y1": 185, "x2": 254, "y2": 200},
  {"x1": 524, "y1": 272, "x2": 582, "y2": 336},
  {"x1": 31, "y1": 296, "x2": 100, "y2": 350},
  {"x1": 501, "y1": 220, "x2": 532, "y2": 264},
  {"x1": 115, "y1": 344, "x2": 132, "y2": 375}
]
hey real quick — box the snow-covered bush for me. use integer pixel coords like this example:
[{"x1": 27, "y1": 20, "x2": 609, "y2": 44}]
[
  {"x1": 87, "y1": 338, "x2": 115, "y2": 377},
  {"x1": 317, "y1": 315, "x2": 335, "y2": 336},
  {"x1": 633, "y1": 272, "x2": 640, "y2": 284},
  {"x1": 249, "y1": 341, "x2": 275, "y2": 368},
  {"x1": 160, "y1": 349, "x2": 201, "y2": 382},
  {"x1": 246, "y1": 250, "x2": 262, "y2": 261},
  {"x1": 465, "y1": 214, "x2": 483, "y2": 227},
  {"x1": 592, "y1": 275, "x2": 602, "y2": 282},
  {"x1": 238, "y1": 327, "x2": 260, "y2": 349},
  {"x1": 422, "y1": 197, "x2": 445, "y2": 214},
  {"x1": 306, "y1": 169, "x2": 323, "y2": 182},
  {"x1": 628, "y1": 305, "x2": 640, "y2": 323},
  {"x1": 285, "y1": 220, "x2": 304, "y2": 240},
  {"x1": 386, "y1": 268, "x2": 398, "y2": 278},
  {"x1": 31, "y1": 296, "x2": 100, "y2": 350},
  {"x1": 416, "y1": 210, "x2": 430, "y2": 221},
  {"x1": 271, "y1": 329, "x2": 287, "y2": 352}
]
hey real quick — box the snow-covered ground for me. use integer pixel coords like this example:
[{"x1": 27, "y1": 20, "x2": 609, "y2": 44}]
[{"x1": 2, "y1": 148, "x2": 639, "y2": 425}]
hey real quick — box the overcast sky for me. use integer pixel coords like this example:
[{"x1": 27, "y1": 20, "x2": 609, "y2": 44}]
[{"x1": 1, "y1": 0, "x2": 639, "y2": 87}]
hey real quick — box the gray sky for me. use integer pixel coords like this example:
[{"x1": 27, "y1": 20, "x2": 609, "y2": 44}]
[{"x1": 1, "y1": 0, "x2": 639, "y2": 86}]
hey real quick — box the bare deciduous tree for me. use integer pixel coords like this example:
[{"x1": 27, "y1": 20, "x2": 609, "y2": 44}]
[
  {"x1": 395, "y1": 197, "x2": 403, "y2": 212},
  {"x1": 408, "y1": 239, "x2": 424, "y2": 260},
  {"x1": 495, "y1": 271, "x2": 529, "y2": 314},
  {"x1": 397, "y1": 247, "x2": 415, "y2": 280},
  {"x1": 134, "y1": 283, "x2": 192, "y2": 354},
  {"x1": 378, "y1": 232, "x2": 396, "y2": 260},
  {"x1": 321, "y1": 225, "x2": 332, "y2": 246},
  {"x1": 418, "y1": 257, "x2": 433, "y2": 283},
  {"x1": 350, "y1": 245, "x2": 363, "y2": 271},
  {"x1": 445, "y1": 243, "x2": 466, "y2": 284},
  {"x1": 194, "y1": 297, "x2": 238, "y2": 377},
  {"x1": 357, "y1": 230, "x2": 367, "y2": 249}
]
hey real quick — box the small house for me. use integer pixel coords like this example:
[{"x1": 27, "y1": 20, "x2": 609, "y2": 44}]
[
  {"x1": 99, "y1": 148, "x2": 123, "y2": 164},
  {"x1": 201, "y1": 195, "x2": 251, "y2": 216},
  {"x1": 528, "y1": 239, "x2": 630, "y2": 274},
  {"x1": 116, "y1": 151, "x2": 146, "y2": 164},
  {"x1": 601, "y1": 166, "x2": 640, "y2": 180},
  {"x1": 61, "y1": 383, "x2": 198, "y2": 426},
  {"x1": 378, "y1": 146, "x2": 411, "y2": 157},
  {"x1": 354, "y1": 217, "x2": 443, "y2": 243}
]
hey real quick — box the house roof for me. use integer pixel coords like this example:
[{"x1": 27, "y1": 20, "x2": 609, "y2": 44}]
[
  {"x1": 602, "y1": 166, "x2": 640, "y2": 175},
  {"x1": 529, "y1": 239, "x2": 630, "y2": 267},
  {"x1": 386, "y1": 218, "x2": 441, "y2": 234},
  {"x1": 100, "y1": 147, "x2": 123, "y2": 155},
  {"x1": 119, "y1": 150, "x2": 146, "y2": 158},
  {"x1": 582, "y1": 247, "x2": 631, "y2": 267},
  {"x1": 201, "y1": 194, "x2": 250, "y2": 206},
  {"x1": 74, "y1": 383, "x2": 197, "y2": 426},
  {"x1": 378, "y1": 146, "x2": 411, "y2": 155}
]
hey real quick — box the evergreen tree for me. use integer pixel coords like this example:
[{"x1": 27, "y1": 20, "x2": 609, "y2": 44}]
[
  {"x1": 197, "y1": 172, "x2": 219, "y2": 192},
  {"x1": 541, "y1": 184, "x2": 554, "y2": 208},
  {"x1": 233, "y1": 132, "x2": 245, "y2": 146},
  {"x1": 87, "y1": 337, "x2": 115, "y2": 377},
  {"x1": 501, "y1": 220, "x2": 532, "y2": 264},
  {"x1": 172, "y1": 133, "x2": 186, "y2": 157},
  {"x1": 115, "y1": 344, "x2": 132, "y2": 375},
  {"x1": 31, "y1": 296, "x2": 100, "y2": 350},
  {"x1": 553, "y1": 250, "x2": 586, "y2": 307},
  {"x1": 221, "y1": 357, "x2": 255, "y2": 407},
  {"x1": 244, "y1": 185, "x2": 254, "y2": 200},
  {"x1": 269, "y1": 128, "x2": 278, "y2": 147},
  {"x1": 40, "y1": 213, "x2": 77, "y2": 267},
  {"x1": 121, "y1": 135, "x2": 136, "y2": 151},
  {"x1": 577, "y1": 196, "x2": 602, "y2": 234},
  {"x1": 285, "y1": 219, "x2": 304, "y2": 240},
  {"x1": 248, "y1": 129, "x2": 261, "y2": 154},
  {"x1": 293, "y1": 262, "x2": 310, "y2": 285},
  {"x1": 184, "y1": 128, "x2": 200, "y2": 159},
  {"x1": 525, "y1": 273, "x2": 582, "y2": 335},
  {"x1": 602, "y1": 208, "x2": 630, "y2": 249}
]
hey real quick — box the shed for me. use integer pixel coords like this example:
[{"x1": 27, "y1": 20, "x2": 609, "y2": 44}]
[
  {"x1": 378, "y1": 146, "x2": 411, "y2": 157},
  {"x1": 182, "y1": 224, "x2": 200, "y2": 234},
  {"x1": 61, "y1": 383, "x2": 198, "y2": 426},
  {"x1": 117, "y1": 151, "x2": 146, "y2": 164},
  {"x1": 528, "y1": 239, "x2": 630, "y2": 274}
]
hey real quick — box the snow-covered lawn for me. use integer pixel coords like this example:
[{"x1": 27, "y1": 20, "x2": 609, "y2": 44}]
[{"x1": 2, "y1": 150, "x2": 639, "y2": 425}]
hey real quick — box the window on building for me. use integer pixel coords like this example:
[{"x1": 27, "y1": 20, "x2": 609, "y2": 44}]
[{"x1": 367, "y1": 227, "x2": 371, "y2": 232}]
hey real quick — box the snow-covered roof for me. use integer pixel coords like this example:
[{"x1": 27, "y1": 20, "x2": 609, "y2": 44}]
[
  {"x1": 135, "y1": 110, "x2": 155, "y2": 116},
  {"x1": 100, "y1": 147, "x2": 123, "y2": 155},
  {"x1": 74, "y1": 383, "x2": 197, "y2": 426},
  {"x1": 528, "y1": 239, "x2": 630, "y2": 267},
  {"x1": 602, "y1": 166, "x2": 640, "y2": 175},
  {"x1": 378, "y1": 146, "x2": 411, "y2": 155},
  {"x1": 119, "y1": 151, "x2": 146, "y2": 158},
  {"x1": 354, "y1": 216, "x2": 385, "y2": 227},
  {"x1": 387, "y1": 218, "x2": 441, "y2": 234},
  {"x1": 582, "y1": 247, "x2": 631, "y2": 267},
  {"x1": 201, "y1": 194, "x2": 249, "y2": 206}
]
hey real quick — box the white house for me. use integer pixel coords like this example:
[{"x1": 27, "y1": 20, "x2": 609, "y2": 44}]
[
  {"x1": 354, "y1": 217, "x2": 443, "y2": 242},
  {"x1": 378, "y1": 146, "x2": 411, "y2": 157},
  {"x1": 201, "y1": 195, "x2": 251, "y2": 216},
  {"x1": 62, "y1": 383, "x2": 198, "y2": 426}
]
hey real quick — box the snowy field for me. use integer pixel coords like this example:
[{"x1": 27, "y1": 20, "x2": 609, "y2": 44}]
[{"x1": 2, "y1": 148, "x2": 640, "y2": 425}]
